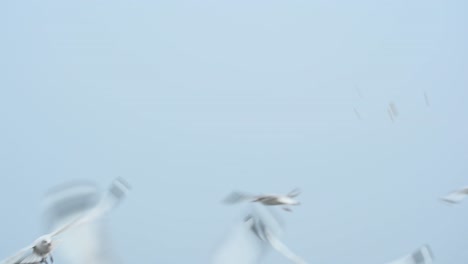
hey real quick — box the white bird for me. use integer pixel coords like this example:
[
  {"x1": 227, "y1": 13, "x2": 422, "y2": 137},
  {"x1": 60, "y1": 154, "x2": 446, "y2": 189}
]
[
  {"x1": 441, "y1": 186, "x2": 468, "y2": 204},
  {"x1": 41, "y1": 177, "x2": 130, "y2": 264},
  {"x1": 223, "y1": 188, "x2": 301, "y2": 212},
  {"x1": 385, "y1": 245, "x2": 433, "y2": 264},
  {"x1": 0, "y1": 178, "x2": 130, "y2": 264}
]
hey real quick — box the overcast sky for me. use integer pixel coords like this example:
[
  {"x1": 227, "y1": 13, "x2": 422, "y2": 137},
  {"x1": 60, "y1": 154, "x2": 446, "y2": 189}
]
[{"x1": 1, "y1": 0, "x2": 468, "y2": 264}]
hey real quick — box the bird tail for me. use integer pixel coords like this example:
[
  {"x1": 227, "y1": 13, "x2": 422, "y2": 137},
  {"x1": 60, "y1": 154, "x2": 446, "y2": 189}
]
[{"x1": 287, "y1": 188, "x2": 301, "y2": 198}]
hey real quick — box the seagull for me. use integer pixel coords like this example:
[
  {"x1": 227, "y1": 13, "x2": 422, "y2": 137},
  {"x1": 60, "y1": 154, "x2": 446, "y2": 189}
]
[
  {"x1": 0, "y1": 214, "x2": 86, "y2": 264},
  {"x1": 1, "y1": 178, "x2": 130, "y2": 264},
  {"x1": 223, "y1": 188, "x2": 301, "y2": 211},
  {"x1": 441, "y1": 186, "x2": 468, "y2": 204},
  {"x1": 388, "y1": 102, "x2": 399, "y2": 117},
  {"x1": 424, "y1": 91, "x2": 430, "y2": 107},
  {"x1": 41, "y1": 177, "x2": 130, "y2": 264},
  {"x1": 353, "y1": 108, "x2": 362, "y2": 120},
  {"x1": 385, "y1": 245, "x2": 433, "y2": 264}
]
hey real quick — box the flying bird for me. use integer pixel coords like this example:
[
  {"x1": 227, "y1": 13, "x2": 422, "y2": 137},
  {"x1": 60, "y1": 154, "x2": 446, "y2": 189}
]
[
  {"x1": 0, "y1": 224, "x2": 72, "y2": 264},
  {"x1": 441, "y1": 186, "x2": 468, "y2": 204},
  {"x1": 387, "y1": 102, "x2": 398, "y2": 122},
  {"x1": 223, "y1": 188, "x2": 301, "y2": 211},
  {"x1": 388, "y1": 108, "x2": 395, "y2": 122},
  {"x1": 353, "y1": 108, "x2": 362, "y2": 120},
  {"x1": 355, "y1": 86, "x2": 363, "y2": 99},
  {"x1": 41, "y1": 177, "x2": 130, "y2": 264},
  {"x1": 424, "y1": 92, "x2": 430, "y2": 107},
  {"x1": 388, "y1": 102, "x2": 399, "y2": 117},
  {"x1": 0, "y1": 178, "x2": 130, "y2": 264}
]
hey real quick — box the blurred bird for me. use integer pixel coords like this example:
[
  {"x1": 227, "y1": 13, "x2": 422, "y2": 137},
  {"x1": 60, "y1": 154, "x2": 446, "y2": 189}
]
[
  {"x1": 223, "y1": 188, "x2": 301, "y2": 212},
  {"x1": 0, "y1": 222, "x2": 78, "y2": 264},
  {"x1": 41, "y1": 178, "x2": 130, "y2": 264},
  {"x1": 0, "y1": 178, "x2": 130, "y2": 264},
  {"x1": 441, "y1": 186, "x2": 468, "y2": 204},
  {"x1": 388, "y1": 102, "x2": 399, "y2": 117},
  {"x1": 424, "y1": 92, "x2": 430, "y2": 107},
  {"x1": 353, "y1": 108, "x2": 362, "y2": 120},
  {"x1": 385, "y1": 245, "x2": 433, "y2": 264}
]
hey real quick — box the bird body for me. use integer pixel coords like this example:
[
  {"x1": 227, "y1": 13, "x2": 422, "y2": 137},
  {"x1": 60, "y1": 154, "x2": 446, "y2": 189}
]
[
  {"x1": 41, "y1": 178, "x2": 130, "y2": 264},
  {"x1": 32, "y1": 236, "x2": 53, "y2": 256},
  {"x1": 253, "y1": 195, "x2": 300, "y2": 206},
  {"x1": 224, "y1": 188, "x2": 301, "y2": 211},
  {"x1": 0, "y1": 178, "x2": 129, "y2": 264}
]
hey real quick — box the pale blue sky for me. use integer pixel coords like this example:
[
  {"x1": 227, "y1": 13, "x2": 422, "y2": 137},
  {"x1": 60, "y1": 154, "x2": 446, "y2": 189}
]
[{"x1": 1, "y1": 0, "x2": 468, "y2": 263}]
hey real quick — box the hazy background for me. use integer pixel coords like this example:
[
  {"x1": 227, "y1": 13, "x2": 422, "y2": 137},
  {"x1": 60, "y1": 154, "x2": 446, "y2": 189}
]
[{"x1": 1, "y1": 0, "x2": 468, "y2": 263}]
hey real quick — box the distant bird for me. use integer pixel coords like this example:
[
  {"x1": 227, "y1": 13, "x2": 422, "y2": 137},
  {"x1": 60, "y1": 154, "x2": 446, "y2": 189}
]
[
  {"x1": 441, "y1": 186, "x2": 468, "y2": 204},
  {"x1": 388, "y1": 102, "x2": 399, "y2": 117},
  {"x1": 385, "y1": 245, "x2": 433, "y2": 264},
  {"x1": 0, "y1": 178, "x2": 130, "y2": 264},
  {"x1": 388, "y1": 108, "x2": 395, "y2": 123},
  {"x1": 353, "y1": 108, "x2": 362, "y2": 120},
  {"x1": 424, "y1": 92, "x2": 430, "y2": 107},
  {"x1": 387, "y1": 102, "x2": 399, "y2": 123},
  {"x1": 223, "y1": 188, "x2": 301, "y2": 211},
  {"x1": 355, "y1": 86, "x2": 363, "y2": 99}
]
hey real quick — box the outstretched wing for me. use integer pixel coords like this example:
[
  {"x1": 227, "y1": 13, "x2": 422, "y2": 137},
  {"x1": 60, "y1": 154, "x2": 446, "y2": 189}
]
[
  {"x1": 47, "y1": 177, "x2": 130, "y2": 238},
  {"x1": 42, "y1": 178, "x2": 129, "y2": 264},
  {"x1": 0, "y1": 247, "x2": 43, "y2": 264},
  {"x1": 222, "y1": 191, "x2": 254, "y2": 204},
  {"x1": 287, "y1": 188, "x2": 301, "y2": 198},
  {"x1": 264, "y1": 229, "x2": 307, "y2": 264}
]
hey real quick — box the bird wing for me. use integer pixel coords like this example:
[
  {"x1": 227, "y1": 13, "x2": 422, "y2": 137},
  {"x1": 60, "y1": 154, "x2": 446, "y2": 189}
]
[
  {"x1": 48, "y1": 177, "x2": 130, "y2": 238},
  {"x1": 264, "y1": 229, "x2": 307, "y2": 264},
  {"x1": 49, "y1": 214, "x2": 84, "y2": 237},
  {"x1": 411, "y1": 245, "x2": 433, "y2": 264},
  {"x1": 0, "y1": 246, "x2": 43, "y2": 264},
  {"x1": 222, "y1": 192, "x2": 254, "y2": 204},
  {"x1": 287, "y1": 188, "x2": 301, "y2": 198},
  {"x1": 42, "y1": 178, "x2": 129, "y2": 264}
]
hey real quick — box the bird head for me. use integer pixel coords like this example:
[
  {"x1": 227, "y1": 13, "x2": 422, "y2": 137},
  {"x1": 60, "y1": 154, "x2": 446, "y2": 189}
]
[{"x1": 34, "y1": 235, "x2": 53, "y2": 252}]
